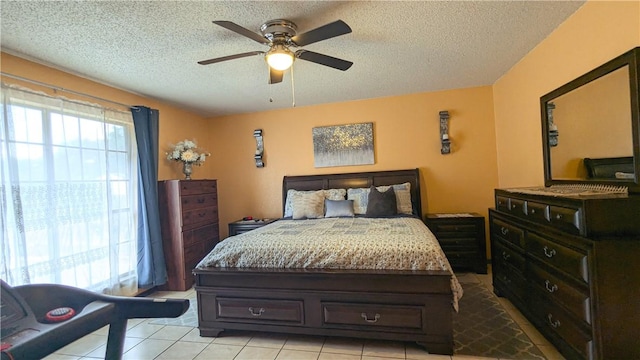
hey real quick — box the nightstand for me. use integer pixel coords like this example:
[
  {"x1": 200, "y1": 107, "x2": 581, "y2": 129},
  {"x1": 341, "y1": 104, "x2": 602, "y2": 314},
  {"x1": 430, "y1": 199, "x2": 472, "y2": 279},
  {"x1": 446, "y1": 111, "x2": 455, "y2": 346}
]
[
  {"x1": 424, "y1": 213, "x2": 487, "y2": 274},
  {"x1": 228, "y1": 218, "x2": 277, "y2": 236}
]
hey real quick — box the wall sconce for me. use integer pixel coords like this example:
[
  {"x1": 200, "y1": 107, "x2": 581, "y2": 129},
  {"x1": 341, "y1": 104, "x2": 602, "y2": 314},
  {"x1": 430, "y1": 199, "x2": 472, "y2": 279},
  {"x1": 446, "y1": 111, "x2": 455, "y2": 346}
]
[
  {"x1": 439, "y1": 111, "x2": 451, "y2": 154},
  {"x1": 254, "y1": 129, "x2": 265, "y2": 168},
  {"x1": 546, "y1": 102, "x2": 559, "y2": 147}
]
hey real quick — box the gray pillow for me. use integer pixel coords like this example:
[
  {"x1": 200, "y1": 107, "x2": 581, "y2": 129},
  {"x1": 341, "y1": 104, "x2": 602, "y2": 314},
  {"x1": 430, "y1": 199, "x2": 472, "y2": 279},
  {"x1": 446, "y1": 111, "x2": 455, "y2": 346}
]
[
  {"x1": 365, "y1": 186, "x2": 397, "y2": 217},
  {"x1": 325, "y1": 199, "x2": 355, "y2": 218}
]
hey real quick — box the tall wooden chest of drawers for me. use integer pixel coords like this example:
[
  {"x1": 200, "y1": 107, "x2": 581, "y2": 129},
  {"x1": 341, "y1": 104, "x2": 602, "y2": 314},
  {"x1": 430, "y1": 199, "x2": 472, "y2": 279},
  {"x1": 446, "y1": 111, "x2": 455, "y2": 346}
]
[
  {"x1": 158, "y1": 179, "x2": 219, "y2": 291},
  {"x1": 490, "y1": 188, "x2": 640, "y2": 360}
]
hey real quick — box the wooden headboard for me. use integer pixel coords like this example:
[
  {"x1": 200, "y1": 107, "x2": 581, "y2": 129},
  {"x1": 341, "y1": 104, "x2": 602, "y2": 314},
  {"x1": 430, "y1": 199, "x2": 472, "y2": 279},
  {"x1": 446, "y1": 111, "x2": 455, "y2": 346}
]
[
  {"x1": 584, "y1": 156, "x2": 634, "y2": 179},
  {"x1": 282, "y1": 168, "x2": 422, "y2": 217}
]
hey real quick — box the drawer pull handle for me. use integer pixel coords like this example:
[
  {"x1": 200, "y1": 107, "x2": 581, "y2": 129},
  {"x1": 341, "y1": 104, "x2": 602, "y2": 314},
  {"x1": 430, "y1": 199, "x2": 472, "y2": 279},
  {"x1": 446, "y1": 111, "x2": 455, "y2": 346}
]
[
  {"x1": 511, "y1": 204, "x2": 516, "y2": 209},
  {"x1": 547, "y1": 314, "x2": 561, "y2": 328},
  {"x1": 361, "y1": 313, "x2": 380, "y2": 323},
  {"x1": 197, "y1": 198, "x2": 206, "y2": 203},
  {"x1": 555, "y1": 214, "x2": 563, "y2": 220},
  {"x1": 248, "y1": 307, "x2": 265, "y2": 317},
  {"x1": 530, "y1": 208, "x2": 536, "y2": 214},
  {"x1": 544, "y1": 280, "x2": 558, "y2": 293},
  {"x1": 502, "y1": 251, "x2": 511, "y2": 261},
  {"x1": 500, "y1": 227, "x2": 509, "y2": 236},
  {"x1": 543, "y1": 246, "x2": 556, "y2": 258}
]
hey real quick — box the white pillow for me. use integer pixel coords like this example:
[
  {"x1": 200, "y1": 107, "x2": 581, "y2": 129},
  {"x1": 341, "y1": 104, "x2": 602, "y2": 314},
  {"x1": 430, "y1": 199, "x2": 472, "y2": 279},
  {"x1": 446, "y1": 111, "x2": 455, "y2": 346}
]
[
  {"x1": 284, "y1": 188, "x2": 346, "y2": 217},
  {"x1": 292, "y1": 191, "x2": 325, "y2": 219}
]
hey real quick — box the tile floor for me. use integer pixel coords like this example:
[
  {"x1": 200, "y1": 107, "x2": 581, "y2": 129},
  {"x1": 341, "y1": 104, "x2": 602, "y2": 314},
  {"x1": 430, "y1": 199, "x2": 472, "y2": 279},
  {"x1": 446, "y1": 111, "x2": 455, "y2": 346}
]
[{"x1": 44, "y1": 272, "x2": 566, "y2": 360}]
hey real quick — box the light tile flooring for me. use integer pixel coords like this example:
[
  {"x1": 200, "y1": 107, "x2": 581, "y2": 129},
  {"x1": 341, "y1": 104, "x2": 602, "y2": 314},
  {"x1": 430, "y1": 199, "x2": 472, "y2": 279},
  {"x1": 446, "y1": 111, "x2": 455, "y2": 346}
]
[{"x1": 44, "y1": 272, "x2": 566, "y2": 360}]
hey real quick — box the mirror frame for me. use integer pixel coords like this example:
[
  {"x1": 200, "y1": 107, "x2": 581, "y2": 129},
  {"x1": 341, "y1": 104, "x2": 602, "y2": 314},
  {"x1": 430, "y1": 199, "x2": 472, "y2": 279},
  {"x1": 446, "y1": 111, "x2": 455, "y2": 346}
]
[{"x1": 540, "y1": 47, "x2": 640, "y2": 193}]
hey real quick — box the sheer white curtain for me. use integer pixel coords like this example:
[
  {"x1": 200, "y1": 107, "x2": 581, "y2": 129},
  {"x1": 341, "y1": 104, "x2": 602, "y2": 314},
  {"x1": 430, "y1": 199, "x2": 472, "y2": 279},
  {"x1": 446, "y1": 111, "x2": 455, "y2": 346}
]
[{"x1": 0, "y1": 85, "x2": 138, "y2": 295}]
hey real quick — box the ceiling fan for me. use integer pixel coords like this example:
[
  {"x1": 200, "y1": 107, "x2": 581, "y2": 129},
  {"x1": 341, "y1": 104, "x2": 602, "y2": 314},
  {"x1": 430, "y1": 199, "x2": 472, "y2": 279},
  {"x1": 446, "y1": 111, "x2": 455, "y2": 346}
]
[{"x1": 198, "y1": 19, "x2": 353, "y2": 84}]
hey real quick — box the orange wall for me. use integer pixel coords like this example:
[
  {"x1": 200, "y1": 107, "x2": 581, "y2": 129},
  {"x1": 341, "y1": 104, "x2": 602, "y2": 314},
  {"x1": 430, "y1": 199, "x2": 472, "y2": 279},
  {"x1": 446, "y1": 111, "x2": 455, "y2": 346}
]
[
  {"x1": 206, "y1": 87, "x2": 498, "y2": 238},
  {"x1": 493, "y1": 0, "x2": 640, "y2": 188},
  {"x1": 0, "y1": 52, "x2": 211, "y2": 181}
]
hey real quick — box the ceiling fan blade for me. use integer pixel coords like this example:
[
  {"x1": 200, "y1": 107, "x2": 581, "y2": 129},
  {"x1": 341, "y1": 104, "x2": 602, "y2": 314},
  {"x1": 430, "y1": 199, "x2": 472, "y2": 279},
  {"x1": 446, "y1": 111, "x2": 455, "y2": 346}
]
[
  {"x1": 295, "y1": 50, "x2": 353, "y2": 71},
  {"x1": 291, "y1": 20, "x2": 352, "y2": 47},
  {"x1": 198, "y1": 51, "x2": 264, "y2": 65},
  {"x1": 269, "y1": 68, "x2": 283, "y2": 84},
  {"x1": 212, "y1": 21, "x2": 269, "y2": 44}
]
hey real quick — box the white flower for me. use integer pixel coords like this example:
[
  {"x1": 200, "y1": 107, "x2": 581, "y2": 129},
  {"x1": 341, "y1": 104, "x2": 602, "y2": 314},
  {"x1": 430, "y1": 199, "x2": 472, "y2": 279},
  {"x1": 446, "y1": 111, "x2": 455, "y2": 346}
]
[{"x1": 166, "y1": 139, "x2": 209, "y2": 166}]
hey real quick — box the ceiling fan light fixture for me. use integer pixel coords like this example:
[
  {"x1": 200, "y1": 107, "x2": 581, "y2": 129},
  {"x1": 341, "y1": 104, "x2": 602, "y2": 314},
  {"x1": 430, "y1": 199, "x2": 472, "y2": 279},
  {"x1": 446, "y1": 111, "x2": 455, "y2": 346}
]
[{"x1": 266, "y1": 44, "x2": 294, "y2": 71}]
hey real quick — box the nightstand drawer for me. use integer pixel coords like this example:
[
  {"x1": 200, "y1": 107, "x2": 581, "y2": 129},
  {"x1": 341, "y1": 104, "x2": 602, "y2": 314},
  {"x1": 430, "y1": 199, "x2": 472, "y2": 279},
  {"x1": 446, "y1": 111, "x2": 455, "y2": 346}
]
[{"x1": 429, "y1": 223, "x2": 478, "y2": 236}]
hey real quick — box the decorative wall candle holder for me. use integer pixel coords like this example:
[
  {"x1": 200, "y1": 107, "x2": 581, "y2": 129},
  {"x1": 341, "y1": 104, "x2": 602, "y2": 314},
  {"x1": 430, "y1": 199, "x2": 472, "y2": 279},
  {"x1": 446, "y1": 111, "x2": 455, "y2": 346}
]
[
  {"x1": 439, "y1": 111, "x2": 451, "y2": 154},
  {"x1": 254, "y1": 129, "x2": 264, "y2": 167},
  {"x1": 546, "y1": 102, "x2": 559, "y2": 147}
]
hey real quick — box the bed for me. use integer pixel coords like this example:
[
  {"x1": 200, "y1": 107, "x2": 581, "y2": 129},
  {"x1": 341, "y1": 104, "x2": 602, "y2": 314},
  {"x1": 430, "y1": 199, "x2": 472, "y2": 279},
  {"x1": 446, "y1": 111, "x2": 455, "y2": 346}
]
[{"x1": 193, "y1": 168, "x2": 460, "y2": 355}]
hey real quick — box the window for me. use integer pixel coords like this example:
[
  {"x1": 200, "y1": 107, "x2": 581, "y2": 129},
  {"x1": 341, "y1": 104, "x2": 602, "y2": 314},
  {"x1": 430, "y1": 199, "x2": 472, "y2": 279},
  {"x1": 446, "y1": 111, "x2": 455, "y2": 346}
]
[{"x1": 1, "y1": 86, "x2": 138, "y2": 295}]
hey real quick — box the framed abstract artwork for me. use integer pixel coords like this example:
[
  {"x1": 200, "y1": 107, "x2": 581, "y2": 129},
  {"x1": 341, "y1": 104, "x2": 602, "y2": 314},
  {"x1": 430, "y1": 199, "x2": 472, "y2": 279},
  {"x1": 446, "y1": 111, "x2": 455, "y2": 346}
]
[{"x1": 312, "y1": 123, "x2": 374, "y2": 167}]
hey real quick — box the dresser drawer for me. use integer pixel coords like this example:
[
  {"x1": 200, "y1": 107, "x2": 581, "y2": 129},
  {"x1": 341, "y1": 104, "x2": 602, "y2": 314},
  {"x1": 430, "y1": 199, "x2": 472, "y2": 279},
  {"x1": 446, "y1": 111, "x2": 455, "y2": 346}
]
[
  {"x1": 184, "y1": 223, "x2": 219, "y2": 248},
  {"x1": 215, "y1": 297, "x2": 303, "y2": 324},
  {"x1": 493, "y1": 266, "x2": 527, "y2": 303},
  {"x1": 491, "y1": 218, "x2": 525, "y2": 248},
  {"x1": 507, "y1": 198, "x2": 527, "y2": 216},
  {"x1": 549, "y1": 205, "x2": 582, "y2": 235},
  {"x1": 528, "y1": 262, "x2": 591, "y2": 325},
  {"x1": 493, "y1": 240, "x2": 525, "y2": 273},
  {"x1": 180, "y1": 180, "x2": 217, "y2": 195},
  {"x1": 182, "y1": 206, "x2": 218, "y2": 230},
  {"x1": 322, "y1": 302, "x2": 422, "y2": 330},
  {"x1": 529, "y1": 293, "x2": 594, "y2": 360},
  {"x1": 526, "y1": 232, "x2": 589, "y2": 284},
  {"x1": 181, "y1": 193, "x2": 218, "y2": 211},
  {"x1": 496, "y1": 196, "x2": 510, "y2": 212},
  {"x1": 526, "y1": 201, "x2": 549, "y2": 223}
]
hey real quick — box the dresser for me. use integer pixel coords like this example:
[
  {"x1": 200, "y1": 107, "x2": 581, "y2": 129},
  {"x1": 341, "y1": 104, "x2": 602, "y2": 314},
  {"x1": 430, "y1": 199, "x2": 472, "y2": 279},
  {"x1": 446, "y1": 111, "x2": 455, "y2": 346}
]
[
  {"x1": 424, "y1": 213, "x2": 487, "y2": 274},
  {"x1": 490, "y1": 188, "x2": 640, "y2": 360},
  {"x1": 158, "y1": 180, "x2": 219, "y2": 291}
]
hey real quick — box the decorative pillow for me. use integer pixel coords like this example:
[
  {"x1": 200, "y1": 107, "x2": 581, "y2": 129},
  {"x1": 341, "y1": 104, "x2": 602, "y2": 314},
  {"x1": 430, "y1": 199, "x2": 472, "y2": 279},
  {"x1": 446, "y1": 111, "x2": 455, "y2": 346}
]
[
  {"x1": 347, "y1": 187, "x2": 370, "y2": 214},
  {"x1": 348, "y1": 183, "x2": 412, "y2": 215},
  {"x1": 292, "y1": 190, "x2": 325, "y2": 219},
  {"x1": 324, "y1": 199, "x2": 355, "y2": 218},
  {"x1": 377, "y1": 182, "x2": 413, "y2": 214},
  {"x1": 284, "y1": 188, "x2": 346, "y2": 217},
  {"x1": 365, "y1": 186, "x2": 397, "y2": 217}
]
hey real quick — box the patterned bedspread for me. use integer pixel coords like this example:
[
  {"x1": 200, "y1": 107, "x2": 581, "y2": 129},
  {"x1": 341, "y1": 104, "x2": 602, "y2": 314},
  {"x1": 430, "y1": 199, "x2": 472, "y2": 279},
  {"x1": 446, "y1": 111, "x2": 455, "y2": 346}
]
[{"x1": 196, "y1": 217, "x2": 463, "y2": 309}]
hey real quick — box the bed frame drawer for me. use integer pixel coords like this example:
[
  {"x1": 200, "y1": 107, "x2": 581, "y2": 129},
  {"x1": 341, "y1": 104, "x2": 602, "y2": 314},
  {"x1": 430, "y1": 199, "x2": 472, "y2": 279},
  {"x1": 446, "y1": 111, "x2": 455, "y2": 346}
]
[
  {"x1": 322, "y1": 302, "x2": 423, "y2": 330},
  {"x1": 215, "y1": 297, "x2": 304, "y2": 324}
]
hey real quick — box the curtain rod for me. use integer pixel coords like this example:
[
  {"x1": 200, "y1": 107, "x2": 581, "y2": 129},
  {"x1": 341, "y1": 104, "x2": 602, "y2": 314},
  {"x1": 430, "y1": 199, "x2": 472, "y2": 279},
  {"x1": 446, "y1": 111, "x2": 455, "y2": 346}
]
[{"x1": 0, "y1": 71, "x2": 138, "y2": 110}]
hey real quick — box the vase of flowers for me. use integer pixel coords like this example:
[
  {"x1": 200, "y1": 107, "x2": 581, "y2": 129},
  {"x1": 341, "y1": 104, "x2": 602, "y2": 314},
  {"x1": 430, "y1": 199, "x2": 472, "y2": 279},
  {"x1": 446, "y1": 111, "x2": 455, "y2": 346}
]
[{"x1": 166, "y1": 139, "x2": 210, "y2": 180}]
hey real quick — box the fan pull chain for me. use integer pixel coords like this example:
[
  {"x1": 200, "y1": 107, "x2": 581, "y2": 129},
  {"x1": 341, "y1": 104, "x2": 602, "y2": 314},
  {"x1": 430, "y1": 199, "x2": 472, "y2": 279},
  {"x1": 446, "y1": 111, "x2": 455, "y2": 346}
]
[{"x1": 291, "y1": 63, "x2": 296, "y2": 107}]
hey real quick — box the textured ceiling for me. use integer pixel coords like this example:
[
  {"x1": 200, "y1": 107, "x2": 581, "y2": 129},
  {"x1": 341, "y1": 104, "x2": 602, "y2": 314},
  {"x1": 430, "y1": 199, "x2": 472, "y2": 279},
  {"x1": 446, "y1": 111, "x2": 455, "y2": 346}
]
[{"x1": 0, "y1": 1, "x2": 585, "y2": 118}]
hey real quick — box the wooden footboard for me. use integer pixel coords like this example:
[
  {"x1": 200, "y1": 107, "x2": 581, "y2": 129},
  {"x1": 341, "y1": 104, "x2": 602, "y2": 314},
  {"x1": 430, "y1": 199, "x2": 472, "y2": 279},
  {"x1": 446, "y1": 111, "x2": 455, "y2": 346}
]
[{"x1": 194, "y1": 268, "x2": 454, "y2": 355}]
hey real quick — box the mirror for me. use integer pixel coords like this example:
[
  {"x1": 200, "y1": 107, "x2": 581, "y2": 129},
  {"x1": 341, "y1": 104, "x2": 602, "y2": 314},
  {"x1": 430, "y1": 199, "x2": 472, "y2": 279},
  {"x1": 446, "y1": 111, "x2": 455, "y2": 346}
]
[{"x1": 541, "y1": 47, "x2": 640, "y2": 192}]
